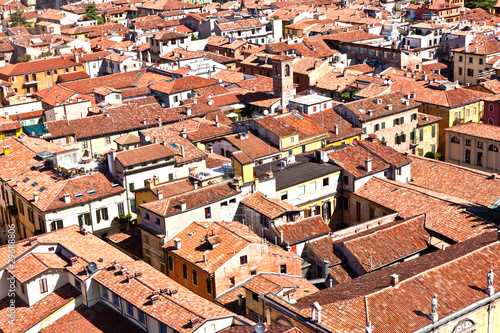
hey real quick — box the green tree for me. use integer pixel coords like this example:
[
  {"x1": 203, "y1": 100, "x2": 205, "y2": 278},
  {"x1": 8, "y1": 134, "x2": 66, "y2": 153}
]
[
  {"x1": 465, "y1": 0, "x2": 496, "y2": 9},
  {"x1": 17, "y1": 54, "x2": 31, "y2": 63},
  {"x1": 9, "y1": 10, "x2": 30, "y2": 28},
  {"x1": 83, "y1": 4, "x2": 104, "y2": 25}
]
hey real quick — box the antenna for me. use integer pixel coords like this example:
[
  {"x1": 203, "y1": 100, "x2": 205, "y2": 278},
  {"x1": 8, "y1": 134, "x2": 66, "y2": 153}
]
[{"x1": 88, "y1": 262, "x2": 97, "y2": 274}]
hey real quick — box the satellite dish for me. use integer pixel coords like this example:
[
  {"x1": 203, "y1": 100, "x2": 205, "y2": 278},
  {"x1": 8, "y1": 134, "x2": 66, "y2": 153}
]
[
  {"x1": 88, "y1": 262, "x2": 97, "y2": 274},
  {"x1": 263, "y1": 109, "x2": 269, "y2": 115},
  {"x1": 145, "y1": 135, "x2": 150, "y2": 142},
  {"x1": 255, "y1": 322, "x2": 266, "y2": 333}
]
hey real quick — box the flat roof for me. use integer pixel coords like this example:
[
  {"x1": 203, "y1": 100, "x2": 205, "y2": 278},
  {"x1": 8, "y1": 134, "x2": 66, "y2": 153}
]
[
  {"x1": 290, "y1": 94, "x2": 332, "y2": 106},
  {"x1": 254, "y1": 154, "x2": 341, "y2": 190}
]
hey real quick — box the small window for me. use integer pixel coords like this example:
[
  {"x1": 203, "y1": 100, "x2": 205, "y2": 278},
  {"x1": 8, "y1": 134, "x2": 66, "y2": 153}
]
[
  {"x1": 192, "y1": 269, "x2": 198, "y2": 285},
  {"x1": 144, "y1": 235, "x2": 149, "y2": 245},
  {"x1": 138, "y1": 309, "x2": 146, "y2": 324},
  {"x1": 144, "y1": 212, "x2": 150, "y2": 221},
  {"x1": 127, "y1": 301, "x2": 134, "y2": 316},
  {"x1": 240, "y1": 255, "x2": 248, "y2": 266},
  {"x1": 206, "y1": 278, "x2": 212, "y2": 294},
  {"x1": 280, "y1": 264, "x2": 287, "y2": 274},
  {"x1": 105, "y1": 136, "x2": 111, "y2": 144},
  {"x1": 74, "y1": 280, "x2": 81, "y2": 290},
  {"x1": 205, "y1": 207, "x2": 211, "y2": 219},
  {"x1": 356, "y1": 201, "x2": 361, "y2": 222},
  {"x1": 451, "y1": 136, "x2": 460, "y2": 144},
  {"x1": 154, "y1": 217, "x2": 160, "y2": 226},
  {"x1": 281, "y1": 191, "x2": 288, "y2": 200},
  {"x1": 39, "y1": 278, "x2": 48, "y2": 294},
  {"x1": 298, "y1": 185, "x2": 305, "y2": 196},
  {"x1": 252, "y1": 292, "x2": 259, "y2": 301},
  {"x1": 489, "y1": 144, "x2": 499, "y2": 152},
  {"x1": 477, "y1": 141, "x2": 483, "y2": 149},
  {"x1": 465, "y1": 139, "x2": 471, "y2": 146},
  {"x1": 102, "y1": 286, "x2": 109, "y2": 299},
  {"x1": 113, "y1": 292, "x2": 120, "y2": 307},
  {"x1": 290, "y1": 136, "x2": 295, "y2": 144},
  {"x1": 168, "y1": 256, "x2": 174, "y2": 271},
  {"x1": 310, "y1": 182, "x2": 317, "y2": 193},
  {"x1": 183, "y1": 264, "x2": 188, "y2": 279},
  {"x1": 323, "y1": 177, "x2": 329, "y2": 187}
]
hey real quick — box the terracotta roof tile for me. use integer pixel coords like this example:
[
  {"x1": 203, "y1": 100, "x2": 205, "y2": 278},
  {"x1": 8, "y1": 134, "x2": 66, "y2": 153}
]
[
  {"x1": 116, "y1": 143, "x2": 176, "y2": 167},
  {"x1": 327, "y1": 144, "x2": 389, "y2": 178},
  {"x1": 308, "y1": 109, "x2": 362, "y2": 143},
  {"x1": 140, "y1": 181, "x2": 239, "y2": 218},
  {"x1": 93, "y1": 261, "x2": 234, "y2": 333},
  {"x1": 274, "y1": 216, "x2": 331, "y2": 245},
  {"x1": 0, "y1": 284, "x2": 80, "y2": 333},
  {"x1": 241, "y1": 192, "x2": 300, "y2": 219},
  {"x1": 409, "y1": 155, "x2": 500, "y2": 208},
  {"x1": 354, "y1": 177, "x2": 496, "y2": 242},
  {"x1": 40, "y1": 303, "x2": 139, "y2": 333}
]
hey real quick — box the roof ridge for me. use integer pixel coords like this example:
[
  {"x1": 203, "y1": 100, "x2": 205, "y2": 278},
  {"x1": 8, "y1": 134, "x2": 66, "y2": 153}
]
[
  {"x1": 368, "y1": 177, "x2": 477, "y2": 207},
  {"x1": 341, "y1": 214, "x2": 425, "y2": 243},
  {"x1": 367, "y1": 238, "x2": 499, "y2": 299},
  {"x1": 42, "y1": 178, "x2": 69, "y2": 211}
]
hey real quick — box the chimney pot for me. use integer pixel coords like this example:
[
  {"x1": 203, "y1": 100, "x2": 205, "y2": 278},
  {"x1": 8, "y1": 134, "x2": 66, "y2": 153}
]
[
  {"x1": 180, "y1": 146, "x2": 185, "y2": 159},
  {"x1": 33, "y1": 193, "x2": 39, "y2": 202},
  {"x1": 334, "y1": 125, "x2": 339, "y2": 135},
  {"x1": 180, "y1": 199, "x2": 187, "y2": 211},
  {"x1": 157, "y1": 190, "x2": 164, "y2": 200},
  {"x1": 63, "y1": 193, "x2": 71, "y2": 203},
  {"x1": 3, "y1": 146, "x2": 10, "y2": 155}
]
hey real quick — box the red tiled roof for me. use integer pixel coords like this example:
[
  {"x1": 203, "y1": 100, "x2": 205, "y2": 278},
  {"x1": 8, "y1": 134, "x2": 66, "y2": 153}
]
[
  {"x1": 40, "y1": 303, "x2": 139, "y2": 333},
  {"x1": 327, "y1": 144, "x2": 389, "y2": 178},
  {"x1": 274, "y1": 216, "x2": 331, "y2": 245},
  {"x1": 241, "y1": 192, "x2": 300, "y2": 219},
  {"x1": 0, "y1": 284, "x2": 80, "y2": 333},
  {"x1": 444, "y1": 121, "x2": 500, "y2": 141},
  {"x1": 94, "y1": 260, "x2": 235, "y2": 333},
  {"x1": 0, "y1": 56, "x2": 80, "y2": 76},
  {"x1": 140, "y1": 181, "x2": 239, "y2": 218},
  {"x1": 116, "y1": 143, "x2": 176, "y2": 167},
  {"x1": 354, "y1": 177, "x2": 496, "y2": 242}
]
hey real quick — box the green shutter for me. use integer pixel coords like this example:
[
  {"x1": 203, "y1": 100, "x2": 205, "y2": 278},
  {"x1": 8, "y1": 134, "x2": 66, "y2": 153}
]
[
  {"x1": 96, "y1": 210, "x2": 101, "y2": 223},
  {"x1": 103, "y1": 208, "x2": 108, "y2": 220},
  {"x1": 431, "y1": 125, "x2": 436, "y2": 138},
  {"x1": 419, "y1": 129, "x2": 424, "y2": 140},
  {"x1": 129, "y1": 183, "x2": 135, "y2": 191}
]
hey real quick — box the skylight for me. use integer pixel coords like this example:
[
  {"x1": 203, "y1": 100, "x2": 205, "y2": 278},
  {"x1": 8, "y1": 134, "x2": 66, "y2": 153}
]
[
  {"x1": 39, "y1": 187, "x2": 46, "y2": 192},
  {"x1": 22, "y1": 177, "x2": 30, "y2": 183},
  {"x1": 74, "y1": 193, "x2": 84, "y2": 199},
  {"x1": 170, "y1": 143, "x2": 178, "y2": 148},
  {"x1": 294, "y1": 113, "x2": 304, "y2": 119},
  {"x1": 111, "y1": 183, "x2": 120, "y2": 188},
  {"x1": 86, "y1": 190, "x2": 96, "y2": 195},
  {"x1": 31, "y1": 182, "x2": 38, "y2": 187}
]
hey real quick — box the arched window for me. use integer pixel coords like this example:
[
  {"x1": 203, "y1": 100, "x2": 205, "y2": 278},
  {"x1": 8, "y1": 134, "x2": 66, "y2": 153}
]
[
  {"x1": 466, "y1": 108, "x2": 470, "y2": 118},
  {"x1": 489, "y1": 104, "x2": 494, "y2": 112},
  {"x1": 168, "y1": 256, "x2": 174, "y2": 271},
  {"x1": 452, "y1": 319, "x2": 475, "y2": 333},
  {"x1": 284, "y1": 64, "x2": 290, "y2": 77},
  {"x1": 182, "y1": 264, "x2": 187, "y2": 279},
  {"x1": 451, "y1": 136, "x2": 460, "y2": 144},
  {"x1": 206, "y1": 278, "x2": 212, "y2": 294},
  {"x1": 489, "y1": 144, "x2": 498, "y2": 152},
  {"x1": 473, "y1": 106, "x2": 477, "y2": 116},
  {"x1": 192, "y1": 269, "x2": 198, "y2": 285},
  {"x1": 488, "y1": 118, "x2": 494, "y2": 125}
]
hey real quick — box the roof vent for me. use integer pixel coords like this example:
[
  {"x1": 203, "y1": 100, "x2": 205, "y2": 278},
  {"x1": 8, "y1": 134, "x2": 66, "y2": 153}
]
[
  {"x1": 375, "y1": 98, "x2": 382, "y2": 105},
  {"x1": 365, "y1": 158, "x2": 372, "y2": 172},
  {"x1": 387, "y1": 104, "x2": 392, "y2": 111},
  {"x1": 180, "y1": 199, "x2": 187, "y2": 211},
  {"x1": 63, "y1": 193, "x2": 71, "y2": 203}
]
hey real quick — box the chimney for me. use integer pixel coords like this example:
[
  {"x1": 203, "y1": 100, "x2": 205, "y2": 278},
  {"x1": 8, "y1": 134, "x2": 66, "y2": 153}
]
[
  {"x1": 3, "y1": 146, "x2": 10, "y2": 155},
  {"x1": 208, "y1": 145, "x2": 214, "y2": 153},
  {"x1": 33, "y1": 193, "x2": 39, "y2": 202},
  {"x1": 365, "y1": 158, "x2": 372, "y2": 172},
  {"x1": 311, "y1": 302, "x2": 322, "y2": 323},
  {"x1": 145, "y1": 178, "x2": 154, "y2": 188},
  {"x1": 186, "y1": 105, "x2": 192, "y2": 116},
  {"x1": 203, "y1": 253, "x2": 207, "y2": 262},
  {"x1": 387, "y1": 104, "x2": 392, "y2": 111},
  {"x1": 127, "y1": 273, "x2": 135, "y2": 283},
  {"x1": 194, "y1": 181, "x2": 199, "y2": 190},
  {"x1": 334, "y1": 125, "x2": 339, "y2": 135},
  {"x1": 153, "y1": 175, "x2": 159, "y2": 185},
  {"x1": 428, "y1": 294, "x2": 438, "y2": 322},
  {"x1": 75, "y1": 53, "x2": 79, "y2": 63},
  {"x1": 238, "y1": 294, "x2": 243, "y2": 306},
  {"x1": 143, "y1": 119, "x2": 147, "y2": 125},
  {"x1": 424, "y1": 115, "x2": 429, "y2": 121},
  {"x1": 63, "y1": 193, "x2": 71, "y2": 203},
  {"x1": 114, "y1": 263, "x2": 120, "y2": 270},
  {"x1": 390, "y1": 274, "x2": 399, "y2": 287},
  {"x1": 266, "y1": 171, "x2": 273, "y2": 178},
  {"x1": 182, "y1": 126, "x2": 187, "y2": 138},
  {"x1": 151, "y1": 294, "x2": 160, "y2": 305},
  {"x1": 367, "y1": 110, "x2": 373, "y2": 117},
  {"x1": 71, "y1": 257, "x2": 78, "y2": 266},
  {"x1": 180, "y1": 146, "x2": 185, "y2": 159},
  {"x1": 376, "y1": 98, "x2": 382, "y2": 105},
  {"x1": 28, "y1": 236, "x2": 38, "y2": 245},
  {"x1": 157, "y1": 190, "x2": 164, "y2": 200},
  {"x1": 180, "y1": 199, "x2": 187, "y2": 211},
  {"x1": 404, "y1": 99, "x2": 410, "y2": 106},
  {"x1": 215, "y1": 114, "x2": 220, "y2": 127},
  {"x1": 174, "y1": 238, "x2": 182, "y2": 250},
  {"x1": 492, "y1": 173, "x2": 497, "y2": 179}
]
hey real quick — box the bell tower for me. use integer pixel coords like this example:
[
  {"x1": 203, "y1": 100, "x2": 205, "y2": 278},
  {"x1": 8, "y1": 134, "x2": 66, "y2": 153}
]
[{"x1": 272, "y1": 55, "x2": 296, "y2": 111}]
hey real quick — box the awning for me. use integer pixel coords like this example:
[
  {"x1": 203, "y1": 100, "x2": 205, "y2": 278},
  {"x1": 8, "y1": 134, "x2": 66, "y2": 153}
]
[{"x1": 23, "y1": 124, "x2": 48, "y2": 136}]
